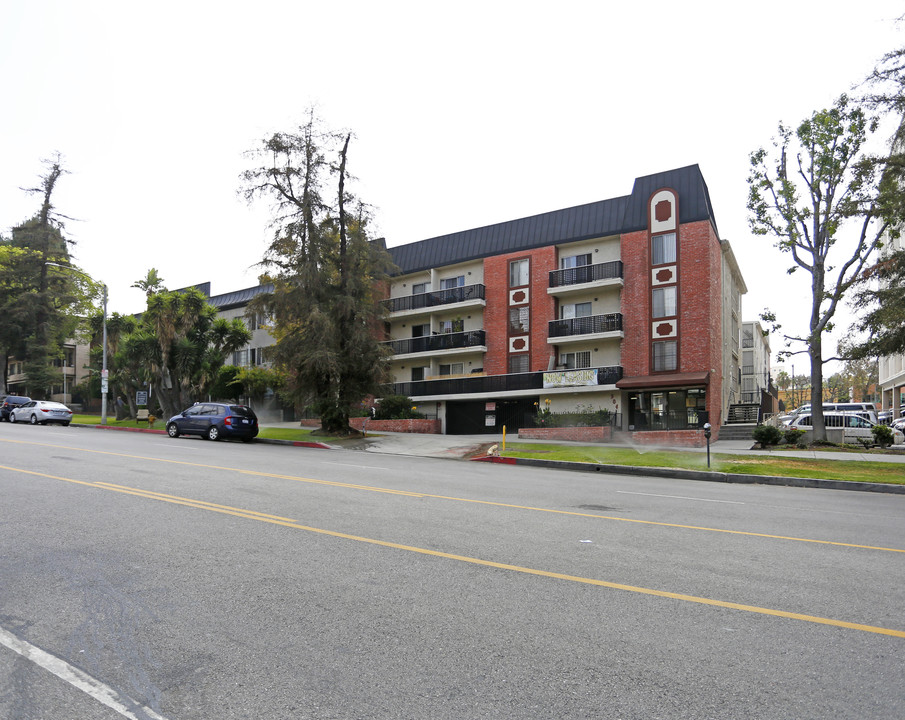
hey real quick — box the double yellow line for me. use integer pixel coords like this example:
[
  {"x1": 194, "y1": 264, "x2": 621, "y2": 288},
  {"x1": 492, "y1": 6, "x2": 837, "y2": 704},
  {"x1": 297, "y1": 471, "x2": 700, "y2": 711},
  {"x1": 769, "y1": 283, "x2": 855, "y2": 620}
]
[{"x1": 1, "y1": 455, "x2": 904, "y2": 639}]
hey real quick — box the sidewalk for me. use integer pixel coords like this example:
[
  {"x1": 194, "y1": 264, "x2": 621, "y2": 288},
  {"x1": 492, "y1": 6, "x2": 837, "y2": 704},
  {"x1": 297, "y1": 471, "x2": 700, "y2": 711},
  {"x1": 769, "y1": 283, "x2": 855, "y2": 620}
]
[{"x1": 262, "y1": 422, "x2": 905, "y2": 464}]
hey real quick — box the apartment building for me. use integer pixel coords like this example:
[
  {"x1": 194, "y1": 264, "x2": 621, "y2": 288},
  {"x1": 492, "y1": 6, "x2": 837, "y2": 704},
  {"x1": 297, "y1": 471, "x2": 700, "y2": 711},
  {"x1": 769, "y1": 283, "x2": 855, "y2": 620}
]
[
  {"x1": 732, "y1": 320, "x2": 777, "y2": 422},
  {"x1": 383, "y1": 165, "x2": 746, "y2": 444},
  {"x1": 878, "y1": 229, "x2": 905, "y2": 419},
  {"x1": 5, "y1": 341, "x2": 91, "y2": 406}
]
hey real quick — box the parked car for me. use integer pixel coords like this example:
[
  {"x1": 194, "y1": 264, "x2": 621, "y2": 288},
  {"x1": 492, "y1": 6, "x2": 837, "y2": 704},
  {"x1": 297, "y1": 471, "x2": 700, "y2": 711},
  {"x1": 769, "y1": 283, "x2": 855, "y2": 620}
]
[
  {"x1": 9, "y1": 400, "x2": 73, "y2": 426},
  {"x1": 892, "y1": 416, "x2": 905, "y2": 432},
  {"x1": 783, "y1": 412, "x2": 904, "y2": 445},
  {"x1": 166, "y1": 403, "x2": 259, "y2": 442},
  {"x1": 783, "y1": 402, "x2": 879, "y2": 425},
  {"x1": 1, "y1": 395, "x2": 32, "y2": 421}
]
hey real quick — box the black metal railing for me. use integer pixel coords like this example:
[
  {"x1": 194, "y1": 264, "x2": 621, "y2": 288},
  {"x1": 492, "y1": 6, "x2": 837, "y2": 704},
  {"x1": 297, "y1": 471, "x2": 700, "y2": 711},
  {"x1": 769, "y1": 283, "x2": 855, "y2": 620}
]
[
  {"x1": 392, "y1": 365, "x2": 623, "y2": 398},
  {"x1": 383, "y1": 330, "x2": 486, "y2": 356},
  {"x1": 383, "y1": 284, "x2": 485, "y2": 313},
  {"x1": 548, "y1": 313, "x2": 622, "y2": 338},
  {"x1": 549, "y1": 261, "x2": 623, "y2": 288}
]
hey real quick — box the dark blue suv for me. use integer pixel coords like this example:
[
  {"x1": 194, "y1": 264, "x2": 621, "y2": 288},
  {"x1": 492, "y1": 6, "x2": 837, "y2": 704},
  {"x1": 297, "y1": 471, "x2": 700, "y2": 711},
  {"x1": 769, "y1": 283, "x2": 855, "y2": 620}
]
[
  {"x1": 166, "y1": 403, "x2": 259, "y2": 442},
  {"x1": 1, "y1": 395, "x2": 32, "y2": 422}
]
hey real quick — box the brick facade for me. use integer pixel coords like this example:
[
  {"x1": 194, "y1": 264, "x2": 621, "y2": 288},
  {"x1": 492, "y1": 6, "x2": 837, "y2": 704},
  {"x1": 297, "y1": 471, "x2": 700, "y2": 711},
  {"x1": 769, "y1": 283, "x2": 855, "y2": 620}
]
[
  {"x1": 349, "y1": 418, "x2": 442, "y2": 434},
  {"x1": 518, "y1": 426, "x2": 612, "y2": 442},
  {"x1": 482, "y1": 246, "x2": 557, "y2": 374}
]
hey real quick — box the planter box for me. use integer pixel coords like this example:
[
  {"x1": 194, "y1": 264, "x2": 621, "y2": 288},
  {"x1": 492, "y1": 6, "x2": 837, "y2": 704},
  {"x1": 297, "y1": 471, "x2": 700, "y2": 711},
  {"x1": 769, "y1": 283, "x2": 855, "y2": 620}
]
[
  {"x1": 349, "y1": 417, "x2": 442, "y2": 434},
  {"x1": 518, "y1": 426, "x2": 611, "y2": 442}
]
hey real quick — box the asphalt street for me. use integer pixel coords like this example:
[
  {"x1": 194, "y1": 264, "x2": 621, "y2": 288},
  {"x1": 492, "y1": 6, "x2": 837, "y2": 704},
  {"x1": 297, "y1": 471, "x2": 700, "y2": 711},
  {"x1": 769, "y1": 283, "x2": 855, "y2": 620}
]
[{"x1": 1, "y1": 424, "x2": 904, "y2": 719}]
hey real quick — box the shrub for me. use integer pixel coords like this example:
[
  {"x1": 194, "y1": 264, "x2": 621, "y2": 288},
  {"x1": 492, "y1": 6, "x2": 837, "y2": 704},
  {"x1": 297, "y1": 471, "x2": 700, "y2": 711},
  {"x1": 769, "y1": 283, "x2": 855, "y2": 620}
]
[
  {"x1": 782, "y1": 427, "x2": 805, "y2": 446},
  {"x1": 871, "y1": 423, "x2": 894, "y2": 449},
  {"x1": 535, "y1": 403, "x2": 611, "y2": 428},
  {"x1": 374, "y1": 395, "x2": 424, "y2": 420},
  {"x1": 752, "y1": 424, "x2": 783, "y2": 447}
]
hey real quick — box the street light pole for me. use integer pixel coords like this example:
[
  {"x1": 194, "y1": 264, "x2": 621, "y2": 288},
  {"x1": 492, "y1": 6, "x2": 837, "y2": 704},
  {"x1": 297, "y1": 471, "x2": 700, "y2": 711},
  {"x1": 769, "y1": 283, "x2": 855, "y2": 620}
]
[{"x1": 45, "y1": 262, "x2": 108, "y2": 425}]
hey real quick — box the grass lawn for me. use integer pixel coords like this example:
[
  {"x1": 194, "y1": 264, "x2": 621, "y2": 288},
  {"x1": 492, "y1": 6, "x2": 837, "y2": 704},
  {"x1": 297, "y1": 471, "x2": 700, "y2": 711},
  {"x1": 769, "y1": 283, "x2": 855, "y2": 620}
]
[
  {"x1": 500, "y1": 443, "x2": 905, "y2": 484},
  {"x1": 71, "y1": 415, "x2": 326, "y2": 443}
]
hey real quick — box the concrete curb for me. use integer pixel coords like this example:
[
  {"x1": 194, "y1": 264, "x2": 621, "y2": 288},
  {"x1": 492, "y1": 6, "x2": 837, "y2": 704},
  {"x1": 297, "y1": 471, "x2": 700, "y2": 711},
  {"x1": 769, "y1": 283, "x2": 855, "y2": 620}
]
[{"x1": 472, "y1": 456, "x2": 905, "y2": 495}]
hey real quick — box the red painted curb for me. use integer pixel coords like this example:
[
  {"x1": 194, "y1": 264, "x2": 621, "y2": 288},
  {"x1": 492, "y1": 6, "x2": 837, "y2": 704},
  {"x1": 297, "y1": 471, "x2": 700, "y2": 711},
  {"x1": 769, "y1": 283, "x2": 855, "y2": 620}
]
[{"x1": 470, "y1": 456, "x2": 517, "y2": 464}]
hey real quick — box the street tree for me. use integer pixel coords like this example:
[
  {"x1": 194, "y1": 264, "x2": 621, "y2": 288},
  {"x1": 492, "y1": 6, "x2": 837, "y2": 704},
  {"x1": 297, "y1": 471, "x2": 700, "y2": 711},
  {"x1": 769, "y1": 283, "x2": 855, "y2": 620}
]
[
  {"x1": 748, "y1": 95, "x2": 905, "y2": 440},
  {"x1": 844, "y1": 248, "x2": 905, "y2": 360},
  {"x1": 837, "y1": 337, "x2": 879, "y2": 402},
  {"x1": 0, "y1": 158, "x2": 97, "y2": 398},
  {"x1": 240, "y1": 112, "x2": 395, "y2": 434},
  {"x1": 109, "y1": 284, "x2": 251, "y2": 418}
]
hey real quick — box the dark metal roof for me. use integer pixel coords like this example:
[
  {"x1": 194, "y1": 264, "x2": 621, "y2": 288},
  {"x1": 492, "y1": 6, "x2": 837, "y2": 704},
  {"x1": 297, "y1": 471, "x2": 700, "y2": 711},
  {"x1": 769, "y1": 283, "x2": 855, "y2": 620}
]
[
  {"x1": 208, "y1": 283, "x2": 273, "y2": 311},
  {"x1": 621, "y1": 164, "x2": 719, "y2": 236},
  {"x1": 389, "y1": 165, "x2": 718, "y2": 275}
]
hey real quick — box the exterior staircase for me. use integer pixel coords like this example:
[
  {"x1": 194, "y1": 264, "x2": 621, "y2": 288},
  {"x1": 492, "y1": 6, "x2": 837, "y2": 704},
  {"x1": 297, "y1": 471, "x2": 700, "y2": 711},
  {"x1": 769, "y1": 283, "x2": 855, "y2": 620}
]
[
  {"x1": 718, "y1": 423, "x2": 758, "y2": 441},
  {"x1": 727, "y1": 403, "x2": 760, "y2": 424}
]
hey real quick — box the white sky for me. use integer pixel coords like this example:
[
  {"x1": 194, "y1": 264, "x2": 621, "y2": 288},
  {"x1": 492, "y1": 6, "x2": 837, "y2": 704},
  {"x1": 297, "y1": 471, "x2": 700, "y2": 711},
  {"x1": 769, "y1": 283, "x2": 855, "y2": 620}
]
[{"x1": 1, "y1": 1, "x2": 902, "y2": 373}]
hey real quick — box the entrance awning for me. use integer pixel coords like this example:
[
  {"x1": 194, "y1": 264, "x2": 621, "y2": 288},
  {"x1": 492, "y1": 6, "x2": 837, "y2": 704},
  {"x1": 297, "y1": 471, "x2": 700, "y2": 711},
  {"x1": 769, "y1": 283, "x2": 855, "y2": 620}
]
[{"x1": 615, "y1": 371, "x2": 710, "y2": 390}]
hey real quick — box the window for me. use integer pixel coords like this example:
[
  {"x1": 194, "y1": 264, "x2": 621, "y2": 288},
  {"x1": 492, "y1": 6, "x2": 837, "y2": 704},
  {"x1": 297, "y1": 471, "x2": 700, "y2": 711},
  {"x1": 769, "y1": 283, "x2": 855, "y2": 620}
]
[
  {"x1": 411, "y1": 367, "x2": 427, "y2": 381},
  {"x1": 412, "y1": 282, "x2": 428, "y2": 295},
  {"x1": 560, "y1": 302, "x2": 592, "y2": 319},
  {"x1": 510, "y1": 259, "x2": 529, "y2": 287},
  {"x1": 440, "y1": 275, "x2": 464, "y2": 289},
  {"x1": 509, "y1": 307, "x2": 529, "y2": 333},
  {"x1": 508, "y1": 354, "x2": 529, "y2": 373},
  {"x1": 652, "y1": 232, "x2": 676, "y2": 265},
  {"x1": 232, "y1": 349, "x2": 250, "y2": 366},
  {"x1": 651, "y1": 286, "x2": 676, "y2": 318},
  {"x1": 559, "y1": 351, "x2": 591, "y2": 369},
  {"x1": 560, "y1": 253, "x2": 592, "y2": 269},
  {"x1": 653, "y1": 340, "x2": 677, "y2": 371},
  {"x1": 439, "y1": 363, "x2": 463, "y2": 376},
  {"x1": 411, "y1": 324, "x2": 429, "y2": 338},
  {"x1": 439, "y1": 318, "x2": 463, "y2": 333}
]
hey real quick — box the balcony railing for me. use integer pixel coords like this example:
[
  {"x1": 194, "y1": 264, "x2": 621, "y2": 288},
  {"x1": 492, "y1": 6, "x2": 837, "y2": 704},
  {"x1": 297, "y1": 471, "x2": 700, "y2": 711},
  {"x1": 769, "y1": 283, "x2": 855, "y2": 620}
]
[
  {"x1": 548, "y1": 313, "x2": 623, "y2": 338},
  {"x1": 383, "y1": 329, "x2": 486, "y2": 356},
  {"x1": 549, "y1": 260, "x2": 623, "y2": 288},
  {"x1": 392, "y1": 365, "x2": 623, "y2": 398},
  {"x1": 383, "y1": 284, "x2": 485, "y2": 313}
]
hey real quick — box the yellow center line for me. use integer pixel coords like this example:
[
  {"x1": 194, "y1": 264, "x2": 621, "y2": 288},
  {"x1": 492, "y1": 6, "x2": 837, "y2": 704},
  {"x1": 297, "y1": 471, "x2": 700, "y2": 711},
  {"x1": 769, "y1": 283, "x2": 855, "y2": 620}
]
[
  {"x1": 2, "y1": 437, "x2": 904, "y2": 553},
  {"x1": 2, "y1": 462, "x2": 904, "y2": 639}
]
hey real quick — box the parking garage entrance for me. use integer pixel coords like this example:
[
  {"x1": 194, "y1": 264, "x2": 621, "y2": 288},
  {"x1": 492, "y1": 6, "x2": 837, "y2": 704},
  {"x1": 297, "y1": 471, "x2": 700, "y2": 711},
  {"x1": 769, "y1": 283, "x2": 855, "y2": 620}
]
[{"x1": 445, "y1": 398, "x2": 538, "y2": 435}]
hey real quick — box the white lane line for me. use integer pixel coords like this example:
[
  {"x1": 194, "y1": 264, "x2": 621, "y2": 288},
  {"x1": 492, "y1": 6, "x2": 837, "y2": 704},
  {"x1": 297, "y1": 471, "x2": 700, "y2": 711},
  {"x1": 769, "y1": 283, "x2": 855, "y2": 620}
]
[
  {"x1": 617, "y1": 490, "x2": 745, "y2": 505},
  {"x1": 0, "y1": 626, "x2": 168, "y2": 720}
]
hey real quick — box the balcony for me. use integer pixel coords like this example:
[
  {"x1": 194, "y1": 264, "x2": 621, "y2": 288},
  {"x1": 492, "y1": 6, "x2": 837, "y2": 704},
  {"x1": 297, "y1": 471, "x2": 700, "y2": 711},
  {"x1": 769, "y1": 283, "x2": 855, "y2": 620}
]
[
  {"x1": 548, "y1": 261, "x2": 623, "y2": 297},
  {"x1": 548, "y1": 313, "x2": 623, "y2": 342},
  {"x1": 383, "y1": 329, "x2": 487, "y2": 357},
  {"x1": 392, "y1": 365, "x2": 624, "y2": 398},
  {"x1": 383, "y1": 284, "x2": 486, "y2": 315}
]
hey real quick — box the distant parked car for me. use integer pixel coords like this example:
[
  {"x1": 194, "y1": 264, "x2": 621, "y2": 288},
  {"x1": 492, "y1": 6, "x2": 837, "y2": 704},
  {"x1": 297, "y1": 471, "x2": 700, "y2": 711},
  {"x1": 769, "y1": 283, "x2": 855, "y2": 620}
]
[
  {"x1": 783, "y1": 412, "x2": 904, "y2": 446},
  {"x1": 1, "y1": 395, "x2": 32, "y2": 421},
  {"x1": 9, "y1": 400, "x2": 73, "y2": 426},
  {"x1": 166, "y1": 403, "x2": 259, "y2": 442}
]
